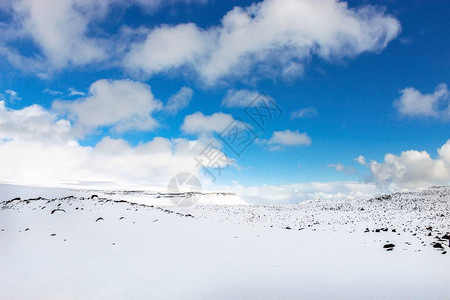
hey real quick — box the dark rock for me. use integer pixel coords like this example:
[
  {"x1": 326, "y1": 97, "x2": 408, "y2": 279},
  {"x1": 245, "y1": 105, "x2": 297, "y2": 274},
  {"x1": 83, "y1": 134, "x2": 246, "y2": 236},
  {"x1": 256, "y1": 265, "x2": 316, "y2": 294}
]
[
  {"x1": 383, "y1": 243, "x2": 396, "y2": 249},
  {"x1": 442, "y1": 251, "x2": 447, "y2": 255},
  {"x1": 392, "y1": 229, "x2": 396, "y2": 233},
  {"x1": 432, "y1": 242, "x2": 444, "y2": 249},
  {"x1": 285, "y1": 226, "x2": 291, "y2": 230},
  {"x1": 24, "y1": 228, "x2": 29, "y2": 231},
  {"x1": 95, "y1": 217, "x2": 104, "y2": 222},
  {"x1": 51, "y1": 208, "x2": 66, "y2": 214},
  {"x1": 50, "y1": 234, "x2": 56, "y2": 236},
  {"x1": 119, "y1": 217, "x2": 125, "y2": 220}
]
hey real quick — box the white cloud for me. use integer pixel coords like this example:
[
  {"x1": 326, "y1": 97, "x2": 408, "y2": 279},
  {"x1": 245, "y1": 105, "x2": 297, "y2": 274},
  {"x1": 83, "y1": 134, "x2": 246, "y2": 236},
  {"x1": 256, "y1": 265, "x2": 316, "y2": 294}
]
[
  {"x1": 328, "y1": 163, "x2": 356, "y2": 176},
  {"x1": 0, "y1": 90, "x2": 21, "y2": 102},
  {"x1": 123, "y1": 23, "x2": 211, "y2": 76},
  {"x1": 68, "y1": 87, "x2": 85, "y2": 97},
  {"x1": 261, "y1": 129, "x2": 311, "y2": 150},
  {"x1": 130, "y1": 0, "x2": 207, "y2": 12},
  {"x1": 1, "y1": 0, "x2": 400, "y2": 81},
  {"x1": 12, "y1": 0, "x2": 107, "y2": 70},
  {"x1": 369, "y1": 140, "x2": 450, "y2": 189},
  {"x1": 291, "y1": 107, "x2": 317, "y2": 119},
  {"x1": 221, "y1": 89, "x2": 264, "y2": 108},
  {"x1": 165, "y1": 86, "x2": 194, "y2": 115},
  {"x1": 0, "y1": 0, "x2": 208, "y2": 75},
  {"x1": 0, "y1": 100, "x2": 71, "y2": 142},
  {"x1": 43, "y1": 88, "x2": 63, "y2": 96},
  {"x1": 52, "y1": 79, "x2": 162, "y2": 135},
  {"x1": 354, "y1": 155, "x2": 366, "y2": 165},
  {"x1": 181, "y1": 111, "x2": 235, "y2": 135},
  {"x1": 124, "y1": 0, "x2": 401, "y2": 84},
  {"x1": 0, "y1": 136, "x2": 207, "y2": 187},
  {"x1": 394, "y1": 83, "x2": 449, "y2": 118},
  {"x1": 0, "y1": 100, "x2": 218, "y2": 187}
]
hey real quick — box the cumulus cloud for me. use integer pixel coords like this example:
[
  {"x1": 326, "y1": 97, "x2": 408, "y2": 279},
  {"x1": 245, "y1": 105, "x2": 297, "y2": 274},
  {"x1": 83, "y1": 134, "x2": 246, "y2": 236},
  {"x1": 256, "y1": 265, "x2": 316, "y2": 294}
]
[
  {"x1": 11, "y1": 0, "x2": 108, "y2": 70},
  {"x1": 290, "y1": 107, "x2": 317, "y2": 119},
  {"x1": 1, "y1": 0, "x2": 400, "y2": 81},
  {"x1": 0, "y1": 136, "x2": 207, "y2": 187},
  {"x1": 0, "y1": 100, "x2": 71, "y2": 142},
  {"x1": 369, "y1": 140, "x2": 450, "y2": 189},
  {"x1": 52, "y1": 79, "x2": 162, "y2": 135},
  {"x1": 260, "y1": 129, "x2": 311, "y2": 151},
  {"x1": 123, "y1": 23, "x2": 212, "y2": 76},
  {"x1": 0, "y1": 0, "x2": 207, "y2": 75},
  {"x1": 165, "y1": 87, "x2": 194, "y2": 115},
  {"x1": 181, "y1": 112, "x2": 236, "y2": 135},
  {"x1": 0, "y1": 100, "x2": 219, "y2": 187},
  {"x1": 124, "y1": 0, "x2": 401, "y2": 84},
  {"x1": 394, "y1": 83, "x2": 449, "y2": 118},
  {"x1": 221, "y1": 89, "x2": 266, "y2": 108}
]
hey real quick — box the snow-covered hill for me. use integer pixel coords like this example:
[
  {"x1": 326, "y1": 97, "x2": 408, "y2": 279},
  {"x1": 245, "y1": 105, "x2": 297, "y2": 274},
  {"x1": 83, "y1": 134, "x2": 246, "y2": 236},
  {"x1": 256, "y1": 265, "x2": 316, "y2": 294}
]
[
  {"x1": 96, "y1": 190, "x2": 247, "y2": 206},
  {"x1": 0, "y1": 186, "x2": 449, "y2": 299},
  {"x1": 175, "y1": 185, "x2": 450, "y2": 235},
  {"x1": 0, "y1": 183, "x2": 247, "y2": 205}
]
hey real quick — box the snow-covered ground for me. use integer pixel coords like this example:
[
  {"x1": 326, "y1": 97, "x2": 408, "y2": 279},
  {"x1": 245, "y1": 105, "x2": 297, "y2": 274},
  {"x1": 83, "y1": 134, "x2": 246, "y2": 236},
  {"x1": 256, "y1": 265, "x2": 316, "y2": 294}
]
[{"x1": 1, "y1": 185, "x2": 449, "y2": 299}]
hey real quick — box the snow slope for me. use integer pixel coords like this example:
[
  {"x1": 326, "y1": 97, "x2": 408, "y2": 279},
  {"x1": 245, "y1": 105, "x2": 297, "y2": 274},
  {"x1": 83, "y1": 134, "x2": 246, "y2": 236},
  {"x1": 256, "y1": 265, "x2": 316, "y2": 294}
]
[
  {"x1": 0, "y1": 187, "x2": 449, "y2": 299},
  {"x1": 0, "y1": 183, "x2": 247, "y2": 205}
]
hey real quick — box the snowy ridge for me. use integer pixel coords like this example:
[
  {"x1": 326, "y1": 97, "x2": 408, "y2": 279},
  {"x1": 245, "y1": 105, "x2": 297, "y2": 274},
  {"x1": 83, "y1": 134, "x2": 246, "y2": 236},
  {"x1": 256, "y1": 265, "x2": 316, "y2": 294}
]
[
  {"x1": 83, "y1": 190, "x2": 248, "y2": 205},
  {"x1": 0, "y1": 184, "x2": 247, "y2": 205}
]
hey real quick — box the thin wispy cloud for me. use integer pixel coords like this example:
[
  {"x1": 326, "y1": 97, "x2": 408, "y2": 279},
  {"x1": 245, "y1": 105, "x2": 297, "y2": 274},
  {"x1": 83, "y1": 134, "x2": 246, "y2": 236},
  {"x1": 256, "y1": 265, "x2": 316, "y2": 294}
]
[{"x1": 291, "y1": 107, "x2": 318, "y2": 119}]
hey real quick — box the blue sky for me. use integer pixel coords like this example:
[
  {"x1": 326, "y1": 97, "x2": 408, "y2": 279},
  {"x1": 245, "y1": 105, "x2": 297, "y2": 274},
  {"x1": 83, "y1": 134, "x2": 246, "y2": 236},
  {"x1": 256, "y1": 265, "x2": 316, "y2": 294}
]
[{"x1": 0, "y1": 0, "x2": 449, "y2": 203}]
